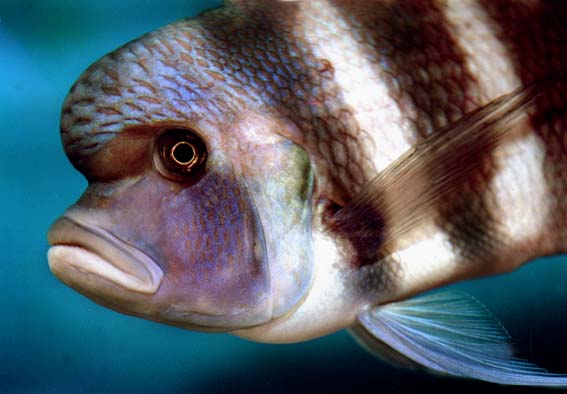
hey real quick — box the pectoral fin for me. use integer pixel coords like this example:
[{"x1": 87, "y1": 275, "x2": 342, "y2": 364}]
[
  {"x1": 352, "y1": 292, "x2": 567, "y2": 386},
  {"x1": 331, "y1": 69, "x2": 567, "y2": 258}
]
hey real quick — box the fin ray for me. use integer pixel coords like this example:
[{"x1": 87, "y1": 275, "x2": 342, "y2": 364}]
[{"x1": 354, "y1": 291, "x2": 567, "y2": 386}]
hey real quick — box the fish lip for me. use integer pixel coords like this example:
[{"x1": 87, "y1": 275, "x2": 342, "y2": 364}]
[{"x1": 47, "y1": 216, "x2": 164, "y2": 295}]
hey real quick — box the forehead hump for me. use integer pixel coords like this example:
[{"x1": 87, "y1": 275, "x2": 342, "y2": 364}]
[{"x1": 60, "y1": 22, "x2": 224, "y2": 161}]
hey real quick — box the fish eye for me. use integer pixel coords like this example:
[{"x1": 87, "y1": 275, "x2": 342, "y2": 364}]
[{"x1": 154, "y1": 128, "x2": 208, "y2": 181}]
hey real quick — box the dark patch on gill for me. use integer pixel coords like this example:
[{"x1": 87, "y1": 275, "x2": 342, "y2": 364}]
[
  {"x1": 331, "y1": 199, "x2": 387, "y2": 267},
  {"x1": 480, "y1": 0, "x2": 567, "y2": 256}
]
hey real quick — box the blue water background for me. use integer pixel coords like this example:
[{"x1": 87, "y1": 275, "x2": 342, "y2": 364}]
[{"x1": 2, "y1": 1, "x2": 567, "y2": 393}]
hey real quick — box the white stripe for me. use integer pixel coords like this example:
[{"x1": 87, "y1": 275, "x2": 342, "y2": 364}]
[
  {"x1": 443, "y1": 1, "x2": 522, "y2": 102},
  {"x1": 445, "y1": 1, "x2": 549, "y2": 250},
  {"x1": 297, "y1": 0, "x2": 416, "y2": 172},
  {"x1": 491, "y1": 133, "x2": 549, "y2": 245},
  {"x1": 392, "y1": 226, "x2": 460, "y2": 296}
]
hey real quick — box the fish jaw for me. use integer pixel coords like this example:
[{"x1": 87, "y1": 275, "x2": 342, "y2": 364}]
[
  {"x1": 46, "y1": 208, "x2": 273, "y2": 331},
  {"x1": 46, "y1": 168, "x2": 275, "y2": 331},
  {"x1": 47, "y1": 214, "x2": 170, "y2": 326}
]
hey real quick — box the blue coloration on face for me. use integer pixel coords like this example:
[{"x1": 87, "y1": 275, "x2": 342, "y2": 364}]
[
  {"x1": 3, "y1": 1, "x2": 567, "y2": 393},
  {"x1": 65, "y1": 154, "x2": 274, "y2": 329}
]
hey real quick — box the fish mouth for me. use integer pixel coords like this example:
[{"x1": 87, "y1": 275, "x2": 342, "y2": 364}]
[{"x1": 47, "y1": 216, "x2": 164, "y2": 295}]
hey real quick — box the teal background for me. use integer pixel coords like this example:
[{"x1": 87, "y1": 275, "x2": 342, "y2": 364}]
[{"x1": 2, "y1": 1, "x2": 567, "y2": 393}]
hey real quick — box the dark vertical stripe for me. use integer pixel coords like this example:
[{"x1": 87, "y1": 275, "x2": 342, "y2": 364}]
[
  {"x1": 193, "y1": 2, "x2": 391, "y2": 272},
  {"x1": 334, "y1": 1, "x2": 502, "y2": 266},
  {"x1": 480, "y1": 0, "x2": 567, "y2": 256},
  {"x1": 335, "y1": 0, "x2": 478, "y2": 138},
  {"x1": 196, "y1": 1, "x2": 377, "y2": 202},
  {"x1": 196, "y1": 2, "x2": 506, "y2": 273}
]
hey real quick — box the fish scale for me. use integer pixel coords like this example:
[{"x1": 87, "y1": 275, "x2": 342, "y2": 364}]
[
  {"x1": 48, "y1": 0, "x2": 567, "y2": 386},
  {"x1": 480, "y1": 1, "x2": 567, "y2": 257}
]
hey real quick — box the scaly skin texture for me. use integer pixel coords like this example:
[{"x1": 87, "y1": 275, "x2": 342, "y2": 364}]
[{"x1": 51, "y1": 0, "x2": 567, "y2": 342}]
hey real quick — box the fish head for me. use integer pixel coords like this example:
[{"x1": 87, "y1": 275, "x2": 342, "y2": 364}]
[{"x1": 47, "y1": 22, "x2": 315, "y2": 331}]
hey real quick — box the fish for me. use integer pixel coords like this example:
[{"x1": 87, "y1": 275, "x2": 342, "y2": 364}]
[{"x1": 47, "y1": 0, "x2": 567, "y2": 386}]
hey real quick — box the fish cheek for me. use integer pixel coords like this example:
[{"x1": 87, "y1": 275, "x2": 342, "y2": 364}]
[{"x1": 107, "y1": 166, "x2": 271, "y2": 327}]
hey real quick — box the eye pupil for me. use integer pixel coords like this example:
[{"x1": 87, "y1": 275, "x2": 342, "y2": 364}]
[
  {"x1": 171, "y1": 141, "x2": 196, "y2": 166},
  {"x1": 154, "y1": 128, "x2": 208, "y2": 181}
]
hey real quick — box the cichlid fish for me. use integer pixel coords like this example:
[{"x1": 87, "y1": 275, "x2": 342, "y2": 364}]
[{"x1": 47, "y1": 0, "x2": 567, "y2": 386}]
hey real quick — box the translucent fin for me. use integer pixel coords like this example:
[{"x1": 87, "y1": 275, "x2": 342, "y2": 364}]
[
  {"x1": 331, "y1": 69, "x2": 567, "y2": 257},
  {"x1": 354, "y1": 291, "x2": 567, "y2": 386}
]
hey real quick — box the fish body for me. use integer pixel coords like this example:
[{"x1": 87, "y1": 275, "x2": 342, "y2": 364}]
[{"x1": 48, "y1": 0, "x2": 567, "y2": 386}]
